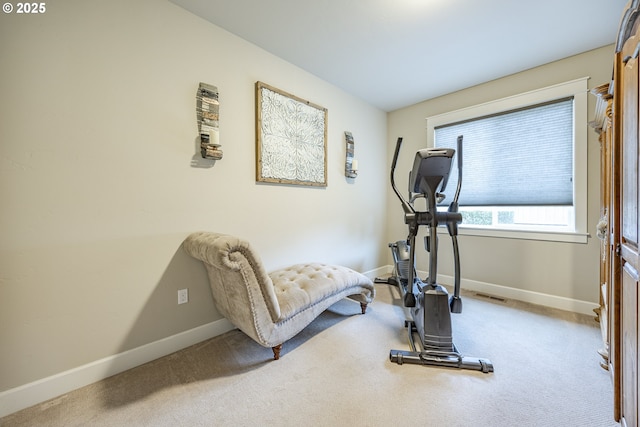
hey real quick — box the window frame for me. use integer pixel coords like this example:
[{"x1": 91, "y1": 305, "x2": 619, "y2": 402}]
[{"x1": 426, "y1": 77, "x2": 589, "y2": 244}]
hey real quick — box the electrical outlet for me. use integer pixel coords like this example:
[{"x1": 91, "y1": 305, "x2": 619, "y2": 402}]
[{"x1": 178, "y1": 288, "x2": 188, "y2": 304}]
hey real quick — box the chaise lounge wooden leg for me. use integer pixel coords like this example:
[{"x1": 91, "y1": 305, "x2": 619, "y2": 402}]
[
  {"x1": 272, "y1": 344, "x2": 282, "y2": 360},
  {"x1": 360, "y1": 302, "x2": 368, "y2": 314}
]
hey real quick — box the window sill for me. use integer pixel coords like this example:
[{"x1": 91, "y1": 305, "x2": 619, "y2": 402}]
[{"x1": 438, "y1": 226, "x2": 590, "y2": 243}]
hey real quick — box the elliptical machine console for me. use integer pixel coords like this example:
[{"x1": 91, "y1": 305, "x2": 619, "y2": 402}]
[{"x1": 380, "y1": 136, "x2": 493, "y2": 373}]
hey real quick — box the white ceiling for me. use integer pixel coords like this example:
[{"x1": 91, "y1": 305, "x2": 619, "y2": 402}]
[{"x1": 170, "y1": 0, "x2": 625, "y2": 112}]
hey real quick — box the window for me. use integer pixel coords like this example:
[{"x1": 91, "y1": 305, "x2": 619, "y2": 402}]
[{"x1": 427, "y1": 78, "x2": 588, "y2": 243}]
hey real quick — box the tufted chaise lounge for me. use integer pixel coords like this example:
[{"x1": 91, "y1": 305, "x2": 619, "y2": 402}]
[{"x1": 183, "y1": 231, "x2": 375, "y2": 360}]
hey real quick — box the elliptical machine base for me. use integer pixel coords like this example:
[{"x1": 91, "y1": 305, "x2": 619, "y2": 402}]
[{"x1": 388, "y1": 283, "x2": 493, "y2": 373}]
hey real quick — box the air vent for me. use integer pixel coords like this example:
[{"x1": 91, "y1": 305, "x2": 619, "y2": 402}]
[{"x1": 474, "y1": 293, "x2": 506, "y2": 303}]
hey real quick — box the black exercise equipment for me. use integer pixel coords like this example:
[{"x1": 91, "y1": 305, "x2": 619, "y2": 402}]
[{"x1": 376, "y1": 136, "x2": 493, "y2": 373}]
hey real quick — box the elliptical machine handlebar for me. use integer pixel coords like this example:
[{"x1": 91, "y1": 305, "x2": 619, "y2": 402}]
[
  {"x1": 390, "y1": 137, "x2": 415, "y2": 216},
  {"x1": 390, "y1": 137, "x2": 418, "y2": 307},
  {"x1": 447, "y1": 135, "x2": 463, "y2": 313},
  {"x1": 451, "y1": 135, "x2": 463, "y2": 210}
]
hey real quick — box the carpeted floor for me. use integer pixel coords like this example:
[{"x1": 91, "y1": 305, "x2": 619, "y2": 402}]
[{"x1": 1, "y1": 283, "x2": 619, "y2": 426}]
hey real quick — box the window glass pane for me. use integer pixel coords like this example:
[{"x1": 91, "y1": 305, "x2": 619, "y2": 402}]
[
  {"x1": 454, "y1": 206, "x2": 574, "y2": 231},
  {"x1": 434, "y1": 98, "x2": 574, "y2": 207}
]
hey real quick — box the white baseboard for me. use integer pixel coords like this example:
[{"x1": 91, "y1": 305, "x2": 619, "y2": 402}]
[
  {"x1": 0, "y1": 318, "x2": 235, "y2": 418},
  {"x1": 372, "y1": 264, "x2": 598, "y2": 316},
  {"x1": 363, "y1": 266, "x2": 392, "y2": 280},
  {"x1": 435, "y1": 271, "x2": 598, "y2": 315}
]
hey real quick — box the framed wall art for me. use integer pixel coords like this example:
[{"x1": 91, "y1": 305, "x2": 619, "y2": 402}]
[{"x1": 255, "y1": 82, "x2": 327, "y2": 187}]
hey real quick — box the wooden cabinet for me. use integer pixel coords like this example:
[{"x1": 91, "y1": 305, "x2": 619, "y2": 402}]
[
  {"x1": 594, "y1": 1, "x2": 640, "y2": 424},
  {"x1": 616, "y1": 22, "x2": 640, "y2": 423}
]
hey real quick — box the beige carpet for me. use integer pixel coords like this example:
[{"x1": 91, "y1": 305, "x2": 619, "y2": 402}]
[{"x1": 1, "y1": 283, "x2": 618, "y2": 426}]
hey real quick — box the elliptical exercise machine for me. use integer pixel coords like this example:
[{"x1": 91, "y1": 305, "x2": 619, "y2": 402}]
[{"x1": 378, "y1": 136, "x2": 493, "y2": 373}]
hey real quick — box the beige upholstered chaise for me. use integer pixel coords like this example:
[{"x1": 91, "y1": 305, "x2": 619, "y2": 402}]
[{"x1": 183, "y1": 231, "x2": 375, "y2": 360}]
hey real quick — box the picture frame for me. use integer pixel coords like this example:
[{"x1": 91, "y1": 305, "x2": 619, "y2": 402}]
[{"x1": 255, "y1": 82, "x2": 328, "y2": 187}]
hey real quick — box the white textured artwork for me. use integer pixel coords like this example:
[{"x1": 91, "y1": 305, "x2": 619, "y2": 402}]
[{"x1": 256, "y1": 82, "x2": 327, "y2": 186}]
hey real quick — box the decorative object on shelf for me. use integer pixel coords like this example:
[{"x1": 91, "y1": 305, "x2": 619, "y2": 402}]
[
  {"x1": 256, "y1": 81, "x2": 327, "y2": 187},
  {"x1": 197, "y1": 82, "x2": 222, "y2": 160},
  {"x1": 345, "y1": 131, "x2": 358, "y2": 178},
  {"x1": 596, "y1": 213, "x2": 608, "y2": 240}
]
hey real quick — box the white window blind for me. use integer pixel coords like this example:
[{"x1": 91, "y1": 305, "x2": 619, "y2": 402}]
[{"x1": 435, "y1": 97, "x2": 574, "y2": 207}]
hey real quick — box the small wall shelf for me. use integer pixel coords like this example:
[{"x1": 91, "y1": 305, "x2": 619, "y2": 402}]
[{"x1": 345, "y1": 131, "x2": 357, "y2": 178}]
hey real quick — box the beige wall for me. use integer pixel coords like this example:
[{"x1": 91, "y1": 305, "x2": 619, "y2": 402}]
[
  {"x1": 0, "y1": 0, "x2": 388, "y2": 393},
  {"x1": 387, "y1": 45, "x2": 614, "y2": 306}
]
